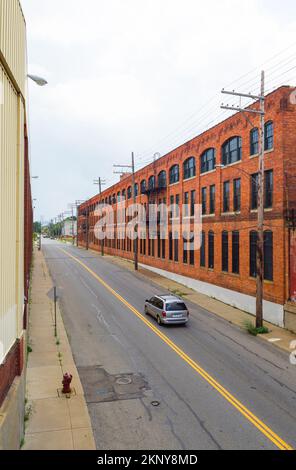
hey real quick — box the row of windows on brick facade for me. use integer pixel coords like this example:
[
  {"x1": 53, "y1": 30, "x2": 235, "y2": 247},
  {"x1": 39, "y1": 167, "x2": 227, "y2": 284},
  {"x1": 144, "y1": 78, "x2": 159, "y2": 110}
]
[
  {"x1": 167, "y1": 169, "x2": 273, "y2": 217},
  {"x1": 88, "y1": 122, "x2": 274, "y2": 209},
  {"x1": 83, "y1": 168, "x2": 273, "y2": 222},
  {"x1": 93, "y1": 229, "x2": 273, "y2": 281}
]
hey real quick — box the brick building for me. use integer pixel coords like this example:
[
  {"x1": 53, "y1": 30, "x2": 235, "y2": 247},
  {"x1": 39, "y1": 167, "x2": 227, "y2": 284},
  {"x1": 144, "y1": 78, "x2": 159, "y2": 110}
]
[{"x1": 78, "y1": 86, "x2": 296, "y2": 330}]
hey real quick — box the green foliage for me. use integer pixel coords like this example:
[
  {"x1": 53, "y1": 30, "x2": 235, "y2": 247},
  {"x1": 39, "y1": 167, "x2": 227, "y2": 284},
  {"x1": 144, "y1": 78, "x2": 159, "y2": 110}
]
[
  {"x1": 243, "y1": 320, "x2": 269, "y2": 336},
  {"x1": 24, "y1": 404, "x2": 32, "y2": 423},
  {"x1": 33, "y1": 221, "x2": 41, "y2": 233},
  {"x1": 170, "y1": 288, "x2": 188, "y2": 298},
  {"x1": 256, "y1": 325, "x2": 269, "y2": 335}
]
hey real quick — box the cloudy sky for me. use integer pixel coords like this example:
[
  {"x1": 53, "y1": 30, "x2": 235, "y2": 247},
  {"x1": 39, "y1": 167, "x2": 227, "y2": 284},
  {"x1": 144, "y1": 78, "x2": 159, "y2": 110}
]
[{"x1": 21, "y1": 0, "x2": 296, "y2": 223}]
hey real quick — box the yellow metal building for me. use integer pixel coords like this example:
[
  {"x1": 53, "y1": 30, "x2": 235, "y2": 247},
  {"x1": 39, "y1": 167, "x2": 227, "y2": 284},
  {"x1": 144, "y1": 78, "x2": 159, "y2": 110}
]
[{"x1": 0, "y1": 0, "x2": 29, "y2": 449}]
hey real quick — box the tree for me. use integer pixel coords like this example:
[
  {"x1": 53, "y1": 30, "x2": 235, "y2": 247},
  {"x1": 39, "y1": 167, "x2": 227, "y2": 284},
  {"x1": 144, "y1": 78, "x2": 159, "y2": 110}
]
[{"x1": 33, "y1": 221, "x2": 41, "y2": 233}]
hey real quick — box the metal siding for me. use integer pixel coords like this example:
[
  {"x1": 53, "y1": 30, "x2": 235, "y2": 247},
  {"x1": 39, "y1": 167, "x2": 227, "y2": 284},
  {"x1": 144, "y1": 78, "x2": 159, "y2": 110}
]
[
  {"x1": 0, "y1": 0, "x2": 26, "y2": 363},
  {"x1": 0, "y1": 0, "x2": 26, "y2": 95}
]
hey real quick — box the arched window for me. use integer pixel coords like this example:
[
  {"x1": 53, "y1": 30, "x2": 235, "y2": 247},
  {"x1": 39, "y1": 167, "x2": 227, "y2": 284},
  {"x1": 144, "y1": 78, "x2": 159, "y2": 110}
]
[
  {"x1": 169, "y1": 164, "x2": 179, "y2": 184},
  {"x1": 183, "y1": 157, "x2": 196, "y2": 179},
  {"x1": 264, "y1": 230, "x2": 273, "y2": 281},
  {"x1": 158, "y1": 170, "x2": 166, "y2": 188},
  {"x1": 112, "y1": 194, "x2": 116, "y2": 204},
  {"x1": 222, "y1": 136, "x2": 242, "y2": 165},
  {"x1": 134, "y1": 183, "x2": 138, "y2": 197},
  {"x1": 122, "y1": 189, "x2": 126, "y2": 200},
  {"x1": 250, "y1": 128, "x2": 259, "y2": 155},
  {"x1": 148, "y1": 175, "x2": 155, "y2": 190},
  {"x1": 265, "y1": 121, "x2": 273, "y2": 150},
  {"x1": 127, "y1": 186, "x2": 132, "y2": 199},
  {"x1": 200, "y1": 148, "x2": 216, "y2": 173},
  {"x1": 117, "y1": 191, "x2": 121, "y2": 203},
  {"x1": 140, "y1": 180, "x2": 146, "y2": 194}
]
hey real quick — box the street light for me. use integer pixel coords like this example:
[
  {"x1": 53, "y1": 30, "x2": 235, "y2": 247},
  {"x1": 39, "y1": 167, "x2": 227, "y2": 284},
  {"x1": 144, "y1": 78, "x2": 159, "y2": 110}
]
[
  {"x1": 28, "y1": 74, "x2": 47, "y2": 251},
  {"x1": 27, "y1": 74, "x2": 48, "y2": 87}
]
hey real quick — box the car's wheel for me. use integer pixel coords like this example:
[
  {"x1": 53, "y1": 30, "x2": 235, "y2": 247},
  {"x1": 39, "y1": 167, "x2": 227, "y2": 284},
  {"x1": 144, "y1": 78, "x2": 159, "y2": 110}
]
[
  {"x1": 157, "y1": 315, "x2": 162, "y2": 326},
  {"x1": 144, "y1": 306, "x2": 149, "y2": 315}
]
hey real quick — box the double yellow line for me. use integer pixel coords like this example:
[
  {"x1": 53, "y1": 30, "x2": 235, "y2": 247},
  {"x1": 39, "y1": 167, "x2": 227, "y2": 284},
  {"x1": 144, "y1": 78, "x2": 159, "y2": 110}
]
[{"x1": 60, "y1": 248, "x2": 293, "y2": 450}]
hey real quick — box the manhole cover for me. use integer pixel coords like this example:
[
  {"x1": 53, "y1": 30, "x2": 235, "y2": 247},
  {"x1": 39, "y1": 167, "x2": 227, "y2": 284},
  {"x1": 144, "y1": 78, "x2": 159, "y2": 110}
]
[
  {"x1": 116, "y1": 376, "x2": 132, "y2": 385},
  {"x1": 151, "y1": 400, "x2": 160, "y2": 407}
]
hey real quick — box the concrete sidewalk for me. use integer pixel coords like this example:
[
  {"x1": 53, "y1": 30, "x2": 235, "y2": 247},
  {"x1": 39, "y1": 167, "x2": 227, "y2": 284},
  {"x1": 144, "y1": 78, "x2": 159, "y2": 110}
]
[
  {"x1": 23, "y1": 248, "x2": 95, "y2": 450},
  {"x1": 87, "y1": 249, "x2": 296, "y2": 355}
]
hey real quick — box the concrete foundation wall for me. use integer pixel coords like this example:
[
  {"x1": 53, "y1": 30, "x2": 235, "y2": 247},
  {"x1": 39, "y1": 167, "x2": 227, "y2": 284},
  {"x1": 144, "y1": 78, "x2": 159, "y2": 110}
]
[
  {"x1": 140, "y1": 263, "x2": 284, "y2": 327},
  {"x1": 284, "y1": 303, "x2": 296, "y2": 334},
  {"x1": 0, "y1": 371, "x2": 25, "y2": 450}
]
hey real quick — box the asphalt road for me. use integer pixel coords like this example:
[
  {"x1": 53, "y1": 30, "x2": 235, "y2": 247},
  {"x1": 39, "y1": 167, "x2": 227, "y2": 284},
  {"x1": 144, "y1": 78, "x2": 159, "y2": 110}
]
[{"x1": 43, "y1": 239, "x2": 296, "y2": 450}]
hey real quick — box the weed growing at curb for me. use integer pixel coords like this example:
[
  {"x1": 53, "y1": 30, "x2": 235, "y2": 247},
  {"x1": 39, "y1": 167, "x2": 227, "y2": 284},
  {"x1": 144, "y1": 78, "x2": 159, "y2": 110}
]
[
  {"x1": 24, "y1": 404, "x2": 32, "y2": 423},
  {"x1": 243, "y1": 320, "x2": 269, "y2": 336},
  {"x1": 170, "y1": 288, "x2": 188, "y2": 298}
]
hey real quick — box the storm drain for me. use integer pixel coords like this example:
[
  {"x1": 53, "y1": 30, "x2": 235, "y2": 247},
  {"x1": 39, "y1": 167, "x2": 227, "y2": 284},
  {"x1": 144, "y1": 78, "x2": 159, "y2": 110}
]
[{"x1": 78, "y1": 366, "x2": 150, "y2": 403}]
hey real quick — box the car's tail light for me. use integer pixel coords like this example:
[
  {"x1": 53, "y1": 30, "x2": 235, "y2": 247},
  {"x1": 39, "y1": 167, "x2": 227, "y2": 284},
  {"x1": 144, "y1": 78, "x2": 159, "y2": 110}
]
[{"x1": 162, "y1": 311, "x2": 167, "y2": 318}]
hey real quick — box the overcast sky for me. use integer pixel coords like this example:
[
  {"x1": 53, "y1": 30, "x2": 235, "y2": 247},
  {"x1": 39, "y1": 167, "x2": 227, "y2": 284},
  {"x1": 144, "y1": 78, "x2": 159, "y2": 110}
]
[{"x1": 21, "y1": 0, "x2": 296, "y2": 223}]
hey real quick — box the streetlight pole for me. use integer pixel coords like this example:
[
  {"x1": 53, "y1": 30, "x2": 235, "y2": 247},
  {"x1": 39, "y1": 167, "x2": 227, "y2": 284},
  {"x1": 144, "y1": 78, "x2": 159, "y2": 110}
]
[
  {"x1": 28, "y1": 74, "x2": 47, "y2": 250},
  {"x1": 221, "y1": 72, "x2": 265, "y2": 328}
]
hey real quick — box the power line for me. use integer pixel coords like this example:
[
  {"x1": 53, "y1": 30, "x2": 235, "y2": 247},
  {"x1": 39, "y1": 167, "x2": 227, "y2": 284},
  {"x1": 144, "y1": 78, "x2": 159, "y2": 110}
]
[{"x1": 137, "y1": 43, "x2": 296, "y2": 161}]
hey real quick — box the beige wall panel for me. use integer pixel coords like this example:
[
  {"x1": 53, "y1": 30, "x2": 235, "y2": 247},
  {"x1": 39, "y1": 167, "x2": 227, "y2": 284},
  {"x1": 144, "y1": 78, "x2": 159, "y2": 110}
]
[
  {"x1": 0, "y1": 0, "x2": 26, "y2": 95},
  {"x1": 0, "y1": 65, "x2": 19, "y2": 361}
]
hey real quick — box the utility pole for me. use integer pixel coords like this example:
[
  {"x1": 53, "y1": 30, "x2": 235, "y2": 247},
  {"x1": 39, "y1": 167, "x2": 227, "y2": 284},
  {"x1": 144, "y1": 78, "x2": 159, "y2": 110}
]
[
  {"x1": 86, "y1": 206, "x2": 89, "y2": 250},
  {"x1": 131, "y1": 152, "x2": 138, "y2": 271},
  {"x1": 94, "y1": 177, "x2": 106, "y2": 256},
  {"x1": 69, "y1": 203, "x2": 77, "y2": 245},
  {"x1": 74, "y1": 200, "x2": 85, "y2": 247},
  {"x1": 221, "y1": 71, "x2": 265, "y2": 328},
  {"x1": 113, "y1": 153, "x2": 138, "y2": 270}
]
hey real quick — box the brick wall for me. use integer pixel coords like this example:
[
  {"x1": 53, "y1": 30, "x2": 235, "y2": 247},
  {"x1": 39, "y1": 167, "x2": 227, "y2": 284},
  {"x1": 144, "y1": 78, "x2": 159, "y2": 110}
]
[{"x1": 78, "y1": 86, "x2": 296, "y2": 308}]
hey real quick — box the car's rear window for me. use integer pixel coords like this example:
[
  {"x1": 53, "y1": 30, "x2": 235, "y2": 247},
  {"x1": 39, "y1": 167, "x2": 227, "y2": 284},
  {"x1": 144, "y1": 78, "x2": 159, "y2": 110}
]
[{"x1": 166, "y1": 302, "x2": 187, "y2": 311}]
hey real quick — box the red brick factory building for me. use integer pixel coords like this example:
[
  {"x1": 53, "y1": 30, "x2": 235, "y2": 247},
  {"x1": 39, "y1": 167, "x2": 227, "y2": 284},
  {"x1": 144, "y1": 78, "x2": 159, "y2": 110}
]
[{"x1": 78, "y1": 86, "x2": 296, "y2": 332}]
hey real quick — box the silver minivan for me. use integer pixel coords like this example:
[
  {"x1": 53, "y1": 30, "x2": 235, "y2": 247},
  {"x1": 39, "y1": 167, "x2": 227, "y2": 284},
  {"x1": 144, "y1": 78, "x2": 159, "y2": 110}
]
[{"x1": 144, "y1": 294, "x2": 189, "y2": 325}]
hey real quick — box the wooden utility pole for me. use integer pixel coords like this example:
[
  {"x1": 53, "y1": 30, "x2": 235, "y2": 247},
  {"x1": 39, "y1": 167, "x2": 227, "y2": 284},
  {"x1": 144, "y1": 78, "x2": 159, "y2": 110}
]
[
  {"x1": 75, "y1": 200, "x2": 85, "y2": 247},
  {"x1": 113, "y1": 154, "x2": 138, "y2": 271},
  {"x1": 132, "y1": 152, "x2": 138, "y2": 271},
  {"x1": 94, "y1": 177, "x2": 106, "y2": 256},
  {"x1": 256, "y1": 71, "x2": 265, "y2": 328},
  {"x1": 86, "y1": 206, "x2": 89, "y2": 250},
  {"x1": 221, "y1": 72, "x2": 265, "y2": 328}
]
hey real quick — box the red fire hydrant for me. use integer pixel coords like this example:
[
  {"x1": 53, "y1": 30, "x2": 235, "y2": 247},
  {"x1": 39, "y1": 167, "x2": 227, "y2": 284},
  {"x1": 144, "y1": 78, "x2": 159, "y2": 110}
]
[{"x1": 62, "y1": 373, "x2": 73, "y2": 394}]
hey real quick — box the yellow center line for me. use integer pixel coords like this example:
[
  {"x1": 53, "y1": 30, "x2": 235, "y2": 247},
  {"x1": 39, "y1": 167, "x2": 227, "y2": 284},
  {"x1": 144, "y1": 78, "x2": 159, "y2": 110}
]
[{"x1": 60, "y1": 248, "x2": 293, "y2": 451}]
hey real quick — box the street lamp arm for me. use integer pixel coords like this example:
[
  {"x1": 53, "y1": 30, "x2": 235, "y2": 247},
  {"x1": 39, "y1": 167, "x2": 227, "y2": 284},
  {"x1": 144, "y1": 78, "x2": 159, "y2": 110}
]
[{"x1": 27, "y1": 74, "x2": 48, "y2": 86}]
